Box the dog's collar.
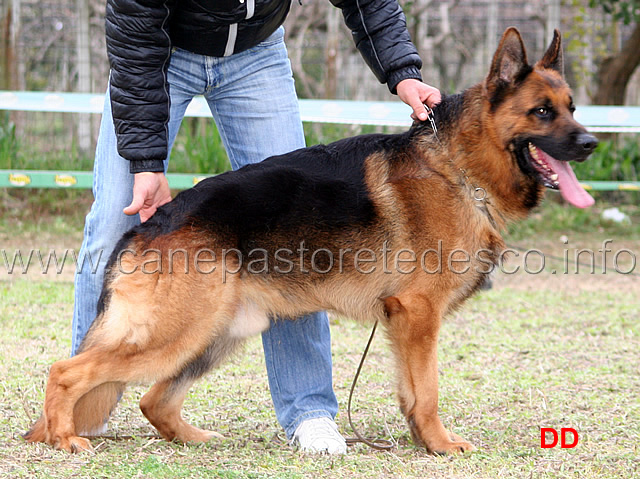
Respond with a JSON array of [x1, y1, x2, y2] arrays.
[[427, 105, 485, 204], [427, 107, 495, 224], [458, 168, 487, 204], [425, 106, 439, 142], [457, 168, 501, 228]]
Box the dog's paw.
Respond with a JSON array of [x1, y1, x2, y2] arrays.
[[197, 429, 225, 441], [54, 435, 94, 454], [429, 434, 476, 455], [170, 425, 224, 443]]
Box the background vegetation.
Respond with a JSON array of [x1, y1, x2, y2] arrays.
[[1, 241, 638, 478], [0, 182, 639, 478], [1, 0, 639, 159], [0, 1, 638, 477]]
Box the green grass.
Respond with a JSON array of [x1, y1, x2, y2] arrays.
[[0, 187, 639, 477], [0, 189, 92, 237], [0, 273, 638, 478], [507, 199, 640, 240]]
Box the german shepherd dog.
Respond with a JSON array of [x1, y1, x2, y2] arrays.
[[25, 28, 597, 454]]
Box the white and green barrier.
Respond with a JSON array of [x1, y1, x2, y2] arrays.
[[1, 91, 639, 190]]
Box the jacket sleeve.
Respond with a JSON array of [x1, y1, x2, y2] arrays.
[[106, 0, 174, 173], [330, 0, 423, 94]]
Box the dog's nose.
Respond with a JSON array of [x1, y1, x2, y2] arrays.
[[576, 133, 599, 153]]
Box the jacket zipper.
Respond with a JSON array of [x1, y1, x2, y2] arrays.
[[245, 0, 255, 19], [224, 0, 255, 57], [224, 24, 238, 57]]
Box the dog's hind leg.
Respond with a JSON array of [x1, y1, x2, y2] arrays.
[[26, 344, 205, 452], [384, 295, 475, 454], [24, 381, 125, 448], [25, 337, 221, 452], [26, 250, 241, 452], [140, 378, 216, 443], [140, 336, 242, 443], [24, 352, 130, 453]]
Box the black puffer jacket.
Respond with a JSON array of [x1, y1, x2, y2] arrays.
[[105, 0, 424, 172]]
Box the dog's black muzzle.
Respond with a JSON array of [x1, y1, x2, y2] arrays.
[[575, 133, 599, 158]]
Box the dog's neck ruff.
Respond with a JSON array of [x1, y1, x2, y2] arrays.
[[427, 98, 505, 227], [426, 103, 486, 204]]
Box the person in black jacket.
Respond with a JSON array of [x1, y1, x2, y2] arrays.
[[72, 0, 441, 454]]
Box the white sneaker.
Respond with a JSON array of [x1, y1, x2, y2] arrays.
[[291, 417, 347, 455]]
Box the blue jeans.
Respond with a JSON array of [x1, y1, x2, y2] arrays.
[[72, 27, 338, 439]]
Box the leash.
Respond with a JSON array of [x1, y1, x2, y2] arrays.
[[345, 320, 395, 451]]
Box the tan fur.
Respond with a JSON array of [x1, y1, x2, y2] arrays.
[[25, 28, 593, 455]]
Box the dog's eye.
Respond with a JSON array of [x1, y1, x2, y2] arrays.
[[534, 107, 550, 118]]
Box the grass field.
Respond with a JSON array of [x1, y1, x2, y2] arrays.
[[0, 193, 639, 478]]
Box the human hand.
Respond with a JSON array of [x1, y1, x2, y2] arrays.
[[123, 172, 172, 223], [396, 78, 441, 122]]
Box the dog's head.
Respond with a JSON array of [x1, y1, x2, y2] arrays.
[[484, 28, 596, 208]]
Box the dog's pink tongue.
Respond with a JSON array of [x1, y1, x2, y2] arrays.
[[545, 155, 595, 208]]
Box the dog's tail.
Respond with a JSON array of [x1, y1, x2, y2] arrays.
[[23, 415, 47, 443], [74, 381, 126, 435]]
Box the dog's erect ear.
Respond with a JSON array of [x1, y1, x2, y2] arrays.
[[536, 29, 564, 77], [486, 27, 528, 96]]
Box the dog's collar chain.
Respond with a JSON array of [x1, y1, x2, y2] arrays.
[[426, 106, 494, 224], [425, 106, 439, 141], [425, 105, 485, 203], [458, 168, 488, 203], [458, 168, 500, 228]]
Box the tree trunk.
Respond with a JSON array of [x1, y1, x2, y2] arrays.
[[593, 22, 640, 105], [325, 8, 340, 99], [0, 0, 19, 91]]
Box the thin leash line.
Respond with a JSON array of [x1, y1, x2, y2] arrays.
[[344, 243, 637, 454], [345, 319, 394, 451]]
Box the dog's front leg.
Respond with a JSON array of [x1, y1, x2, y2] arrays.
[[384, 295, 475, 454]]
